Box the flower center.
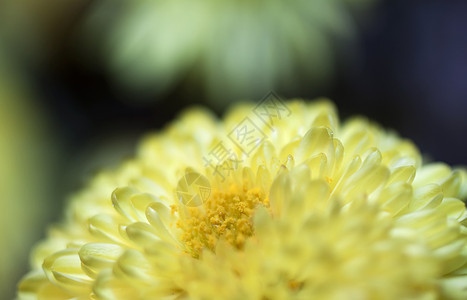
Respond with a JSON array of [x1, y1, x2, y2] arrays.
[[176, 183, 268, 257]]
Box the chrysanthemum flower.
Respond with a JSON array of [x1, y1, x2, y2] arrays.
[[19, 99, 467, 299], [82, 0, 378, 104]]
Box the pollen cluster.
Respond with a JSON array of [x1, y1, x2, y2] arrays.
[[177, 184, 268, 257]]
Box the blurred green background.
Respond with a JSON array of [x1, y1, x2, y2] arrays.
[[1, 0, 466, 298]]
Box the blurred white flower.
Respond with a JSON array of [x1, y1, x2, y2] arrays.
[[82, 0, 378, 106]]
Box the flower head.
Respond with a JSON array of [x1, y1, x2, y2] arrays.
[[19, 100, 467, 299]]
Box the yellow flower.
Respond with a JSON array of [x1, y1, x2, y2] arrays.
[[19, 100, 467, 299]]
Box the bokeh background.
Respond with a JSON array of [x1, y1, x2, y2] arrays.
[[0, 0, 466, 298]]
